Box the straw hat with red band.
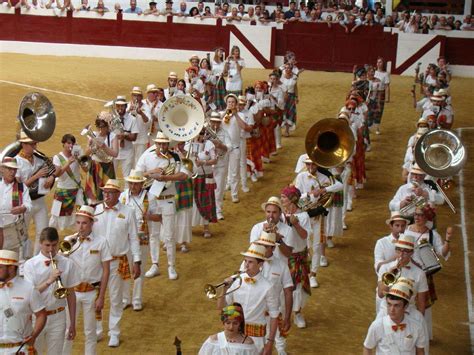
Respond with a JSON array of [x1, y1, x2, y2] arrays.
[[115, 96, 128, 105], [131, 86, 143, 95], [209, 111, 222, 122], [240, 243, 268, 261], [154, 131, 171, 143], [394, 234, 415, 250], [125, 169, 146, 183], [254, 231, 276, 247], [75, 205, 97, 221], [225, 93, 239, 102], [0, 250, 19, 266], [168, 72, 178, 79], [385, 211, 410, 225], [387, 280, 412, 302], [100, 179, 122, 192], [146, 84, 159, 93], [261, 196, 282, 212], [18, 130, 35, 143], [1, 157, 19, 169], [410, 163, 425, 175]]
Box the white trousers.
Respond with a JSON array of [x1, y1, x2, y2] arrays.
[[113, 154, 134, 181], [156, 198, 177, 267], [310, 217, 323, 274], [274, 124, 282, 148], [250, 336, 265, 354], [25, 197, 48, 256], [148, 221, 161, 264], [226, 147, 240, 199], [239, 138, 248, 188], [35, 309, 66, 355], [63, 291, 97, 355], [213, 162, 228, 215], [123, 244, 149, 305], [266, 316, 286, 354], [133, 143, 148, 166]]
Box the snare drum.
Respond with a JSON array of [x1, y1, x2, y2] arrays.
[[417, 241, 442, 275], [2, 215, 28, 252]]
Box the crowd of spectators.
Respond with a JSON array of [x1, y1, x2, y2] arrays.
[[2, 0, 473, 32]]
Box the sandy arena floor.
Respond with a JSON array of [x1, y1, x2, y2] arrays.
[[0, 53, 473, 354]]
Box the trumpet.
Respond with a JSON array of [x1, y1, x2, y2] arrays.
[[204, 271, 243, 300], [382, 268, 400, 287], [223, 109, 233, 124], [49, 252, 69, 299], [59, 232, 82, 256]]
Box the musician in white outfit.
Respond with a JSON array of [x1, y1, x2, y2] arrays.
[[0, 158, 31, 259], [62, 206, 112, 355], [237, 95, 255, 193], [136, 132, 189, 280], [120, 170, 161, 311], [221, 94, 252, 204], [113, 96, 139, 180], [93, 179, 141, 347], [15, 131, 57, 256], [164, 72, 178, 100], [141, 84, 162, 146], [128, 87, 151, 167]]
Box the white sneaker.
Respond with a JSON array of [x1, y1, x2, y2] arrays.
[[145, 264, 160, 278], [241, 186, 250, 193], [294, 313, 306, 328], [133, 303, 143, 311], [310, 276, 319, 288], [327, 239, 335, 248], [250, 173, 258, 182], [217, 213, 224, 220], [320, 256, 328, 267], [168, 266, 178, 280], [122, 301, 131, 310], [225, 184, 230, 191], [343, 223, 348, 230], [97, 331, 103, 342], [366, 145, 371, 152], [108, 335, 120, 347], [180, 245, 189, 253], [232, 196, 240, 203]]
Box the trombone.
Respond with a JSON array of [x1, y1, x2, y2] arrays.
[[204, 271, 243, 300], [49, 252, 69, 299]]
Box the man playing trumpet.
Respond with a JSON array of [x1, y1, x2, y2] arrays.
[[23, 227, 80, 354], [61, 205, 112, 355]]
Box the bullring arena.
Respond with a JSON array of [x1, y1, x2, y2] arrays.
[[1, 2, 474, 354]]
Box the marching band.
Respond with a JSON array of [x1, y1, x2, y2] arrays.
[[0, 50, 464, 355]]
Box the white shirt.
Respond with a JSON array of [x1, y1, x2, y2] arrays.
[[15, 154, 43, 183], [211, 60, 225, 76], [136, 149, 185, 196], [225, 272, 280, 326], [389, 182, 444, 212], [120, 189, 157, 238], [374, 234, 398, 273], [295, 171, 343, 201], [281, 211, 311, 253], [268, 84, 286, 110], [261, 255, 293, 300], [65, 232, 112, 284], [364, 314, 427, 354], [239, 109, 255, 139], [226, 58, 245, 92], [250, 221, 293, 261], [0, 276, 45, 344], [221, 111, 244, 148], [281, 75, 297, 94], [53, 152, 81, 189], [189, 140, 216, 176], [404, 227, 450, 265], [214, 128, 232, 168], [116, 113, 139, 160], [93, 202, 141, 262], [91, 131, 116, 163], [23, 253, 80, 311], [0, 180, 32, 227], [374, 70, 390, 90], [131, 103, 152, 145]]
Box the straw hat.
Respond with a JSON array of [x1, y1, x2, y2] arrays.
[[209, 111, 222, 122], [146, 84, 159, 93], [115, 96, 128, 105], [240, 243, 268, 261], [125, 169, 146, 183], [75, 205, 96, 221], [0, 250, 19, 266], [416, 117, 428, 127], [189, 54, 200, 62], [387, 280, 412, 302], [225, 93, 239, 102], [168, 71, 178, 79], [394, 234, 415, 250], [131, 86, 143, 95], [410, 163, 425, 175], [100, 179, 121, 192], [154, 131, 171, 143], [18, 131, 35, 143], [304, 157, 314, 164], [1, 157, 18, 169], [254, 231, 276, 247], [385, 211, 410, 225], [238, 95, 247, 105], [261, 196, 282, 211]]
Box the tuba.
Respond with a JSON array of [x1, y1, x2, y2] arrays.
[[414, 129, 466, 213]]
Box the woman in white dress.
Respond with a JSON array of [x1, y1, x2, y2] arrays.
[[199, 303, 258, 355], [212, 47, 227, 111], [404, 205, 452, 340], [224, 46, 245, 96], [374, 57, 390, 134]]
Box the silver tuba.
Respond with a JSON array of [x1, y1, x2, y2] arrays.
[[414, 129, 466, 213]]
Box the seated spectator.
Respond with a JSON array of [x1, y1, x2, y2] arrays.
[[175, 1, 187, 16], [242, 7, 256, 22], [324, 14, 334, 28], [254, 5, 262, 18], [259, 9, 272, 25], [419, 16, 430, 34], [275, 10, 287, 24], [196, 0, 203, 15], [374, 8, 385, 25], [14, 0, 32, 9], [384, 15, 395, 28], [447, 16, 455, 29], [429, 14, 438, 30], [221, 2, 229, 17], [162, 0, 174, 16], [461, 15, 472, 30], [76, 0, 90, 11], [284, 1, 296, 19], [340, 14, 361, 33], [123, 0, 142, 14], [271, 3, 282, 20], [391, 11, 399, 24], [237, 3, 245, 17], [143, 1, 157, 15], [215, 6, 225, 19], [365, 11, 378, 26], [114, 2, 121, 12], [93, 0, 108, 14], [306, 9, 319, 23], [435, 16, 452, 30], [189, 6, 199, 17], [403, 15, 419, 33], [336, 12, 346, 25], [300, 4, 309, 21], [288, 9, 304, 22], [227, 7, 241, 22], [453, 20, 462, 30], [201, 6, 212, 18], [356, 9, 366, 25]]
